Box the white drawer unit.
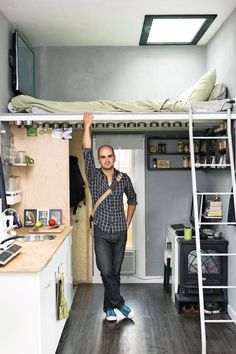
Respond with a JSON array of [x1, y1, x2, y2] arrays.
[[0, 233, 73, 354]]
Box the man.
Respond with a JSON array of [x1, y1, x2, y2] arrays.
[[82, 112, 137, 322]]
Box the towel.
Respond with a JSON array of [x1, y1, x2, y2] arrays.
[[56, 273, 69, 320]]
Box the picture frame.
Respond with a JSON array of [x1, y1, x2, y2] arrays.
[[37, 209, 49, 225], [157, 159, 171, 169], [49, 209, 62, 225], [24, 209, 37, 227]]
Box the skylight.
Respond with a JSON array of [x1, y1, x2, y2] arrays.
[[140, 15, 217, 45]]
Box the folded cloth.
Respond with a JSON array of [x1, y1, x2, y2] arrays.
[[191, 99, 233, 113], [56, 273, 69, 320]]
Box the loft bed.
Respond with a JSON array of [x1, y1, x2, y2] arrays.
[[2, 69, 236, 130]]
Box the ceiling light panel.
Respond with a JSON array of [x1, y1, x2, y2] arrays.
[[140, 15, 217, 45]]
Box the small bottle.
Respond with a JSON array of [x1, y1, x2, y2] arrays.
[[158, 144, 163, 153], [194, 142, 199, 153], [161, 144, 166, 153], [195, 156, 200, 167], [210, 155, 216, 168], [188, 157, 191, 168], [152, 158, 157, 168], [182, 156, 188, 168], [183, 143, 189, 153]]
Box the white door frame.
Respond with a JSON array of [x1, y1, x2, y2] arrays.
[[92, 134, 146, 283]]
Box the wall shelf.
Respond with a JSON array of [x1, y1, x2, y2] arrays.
[[6, 190, 22, 205]]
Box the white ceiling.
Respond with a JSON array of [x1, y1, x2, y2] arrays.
[[0, 0, 236, 46]]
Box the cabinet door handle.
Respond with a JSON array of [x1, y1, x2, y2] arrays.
[[45, 282, 51, 288]]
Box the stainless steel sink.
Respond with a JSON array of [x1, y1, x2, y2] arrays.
[[16, 234, 56, 242]]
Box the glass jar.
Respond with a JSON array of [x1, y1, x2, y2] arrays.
[[3, 146, 16, 165], [149, 145, 157, 153], [218, 139, 227, 151], [5, 175, 20, 191], [177, 142, 184, 153]]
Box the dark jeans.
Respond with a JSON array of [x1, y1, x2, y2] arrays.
[[94, 225, 127, 312]]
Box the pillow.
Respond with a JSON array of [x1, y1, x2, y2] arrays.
[[178, 69, 216, 102], [208, 83, 227, 101]]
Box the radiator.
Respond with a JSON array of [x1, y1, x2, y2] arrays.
[[121, 250, 136, 275]]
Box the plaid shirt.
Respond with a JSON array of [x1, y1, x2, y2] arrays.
[[83, 148, 137, 233]]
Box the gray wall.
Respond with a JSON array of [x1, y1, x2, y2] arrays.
[[0, 11, 14, 179], [206, 9, 236, 315], [36, 46, 205, 101], [207, 9, 236, 99]]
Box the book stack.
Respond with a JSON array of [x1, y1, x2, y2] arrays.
[[204, 199, 223, 218]]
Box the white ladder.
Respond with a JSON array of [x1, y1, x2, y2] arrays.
[[189, 108, 236, 354]]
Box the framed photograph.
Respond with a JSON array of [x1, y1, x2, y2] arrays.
[[157, 159, 171, 169], [49, 209, 62, 225], [37, 209, 49, 225], [24, 209, 37, 227]]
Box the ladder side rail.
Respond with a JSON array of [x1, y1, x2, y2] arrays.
[[189, 109, 207, 354], [227, 109, 236, 221]]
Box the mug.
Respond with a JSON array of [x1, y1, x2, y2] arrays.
[[184, 227, 192, 240], [25, 156, 34, 165], [16, 151, 26, 164]]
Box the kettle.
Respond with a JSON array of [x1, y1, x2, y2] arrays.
[[0, 208, 22, 243], [4, 208, 22, 229]]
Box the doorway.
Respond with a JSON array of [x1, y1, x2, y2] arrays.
[[92, 134, 145, 283]]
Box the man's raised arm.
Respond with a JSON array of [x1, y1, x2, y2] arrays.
[[82, 112, 93, 148]]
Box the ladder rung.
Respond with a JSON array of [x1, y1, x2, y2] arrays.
[[196, 192, 233, 195], [202, 286, 236, 289], [199, 222, 236, 225], [193, 136, 228, 139], [200, 253, 236, 256], [205, 319, 236, 323], [195, 164, 231, 167]]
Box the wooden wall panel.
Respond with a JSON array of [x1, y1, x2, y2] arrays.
[[69, 130, 92, 283], [9, 126, 70, 225]]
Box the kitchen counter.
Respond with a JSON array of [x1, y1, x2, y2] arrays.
[[0, 225, 73, 354], [0, 226, 73, 272]]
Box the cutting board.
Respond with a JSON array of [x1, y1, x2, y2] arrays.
[[30, 224, 66, 233]]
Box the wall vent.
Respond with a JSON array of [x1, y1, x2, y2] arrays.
[[121, 250, 136, 275]]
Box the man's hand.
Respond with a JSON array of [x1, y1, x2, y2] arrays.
[[83, 112, 93, 128], [82, 112, 93, 148]]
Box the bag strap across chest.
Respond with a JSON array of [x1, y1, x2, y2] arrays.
[[91, 172, 123, 218]]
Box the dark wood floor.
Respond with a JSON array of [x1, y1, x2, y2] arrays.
[[56, 284, 236, 354]]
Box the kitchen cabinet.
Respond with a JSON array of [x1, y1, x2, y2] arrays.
[[0, 231, 73, 354]]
